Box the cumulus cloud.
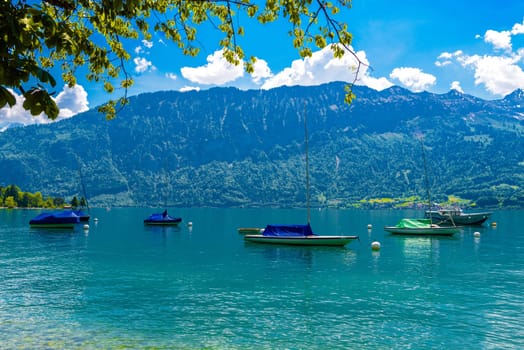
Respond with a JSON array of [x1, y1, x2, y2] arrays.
[[436, 43, 524, 97], [484, 29, 512, 51], [389, 67, 436, 92], [0, 85, 90, 131], [134, 57, 155, 73], [165, 72, 177, 80], [260, 44, 392, 91], [458, 54, 524, 96], [55, 85, 90, 117], [181, 50, 244, 85], [251, 58, 273, 84], [450, 81, 464, 93], [512, 20, 524, 34]]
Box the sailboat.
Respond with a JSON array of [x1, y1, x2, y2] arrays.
[[67, 159, 90, 222], [143, 160, 182, 226], [243, 104, 359, 247], [384, 140, 463, 236]]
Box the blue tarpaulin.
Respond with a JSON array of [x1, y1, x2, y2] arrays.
[[262, 224, 315, 237]]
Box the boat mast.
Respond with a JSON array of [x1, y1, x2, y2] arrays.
[[420, 138, 432, 225], [77, 158, 90, 214], [304, 102, 311, 225]]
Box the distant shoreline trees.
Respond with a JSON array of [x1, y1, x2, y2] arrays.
[[0, 184, 85, 209]]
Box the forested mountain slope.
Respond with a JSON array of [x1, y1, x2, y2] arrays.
[[1, 82, 523, 208]]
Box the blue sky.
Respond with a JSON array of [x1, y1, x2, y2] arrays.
[[2, 0, 524, 129]]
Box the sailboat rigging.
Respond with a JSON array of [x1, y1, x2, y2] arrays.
[[243, 101, 359, 246], [383, 138, 462, 236], [304, 103, 311, 225]]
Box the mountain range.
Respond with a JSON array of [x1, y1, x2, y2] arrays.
[[0, 82, 523, 209]]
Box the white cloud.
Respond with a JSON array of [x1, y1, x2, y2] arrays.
[[55, 85, 90, 117], [435, 50, 464, 67], [459, 54, 524, 96], [260, 45, 392, 91], [389, 67, 436, 92], [165, 72, 177, 80], [142, 39, 153, 49], [450, 81, 464, 93], [251, 59, 273, 84], [484, 29, 512, 51], [361, 76, 394, 91], [134, 57, 154, 73], [181, 50, 244, 85], [180, 86, 201, 92], [0, 85, 90, 130], [437, 46, 524, 97], [511, 19, 524, 35]]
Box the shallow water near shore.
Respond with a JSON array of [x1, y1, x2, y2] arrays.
[[0, 207, 523, 349]]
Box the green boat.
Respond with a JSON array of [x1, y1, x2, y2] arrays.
[[384, 218, 462, 236]]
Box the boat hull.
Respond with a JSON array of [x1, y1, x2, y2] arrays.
[[425, 210, 491, 225], [384, 226, 462, 236], [144, 219, 181, 226], [30, 223, 76, 229], [244, 235, 358, 246]]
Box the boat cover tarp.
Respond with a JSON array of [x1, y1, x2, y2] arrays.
[[144, 210, 182, 223], [262, 224, 315, 237], [29, 211, 80, 224], [396, 218, 432, 228]]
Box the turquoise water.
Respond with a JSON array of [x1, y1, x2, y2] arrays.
[[0, 208, 523, 349]]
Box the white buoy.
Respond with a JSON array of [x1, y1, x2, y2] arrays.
[[94, 218, 98, 222], [367, 224, 372, 229], [187, 221, 193, 227], [371, 241, 381, 251], [83, 224, 89, 230], [473, 231, 481, 237]]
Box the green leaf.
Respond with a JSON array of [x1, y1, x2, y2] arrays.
[[0, 87, 17, 108]]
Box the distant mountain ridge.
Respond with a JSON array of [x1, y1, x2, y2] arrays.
[[0, 82, 523, 208]]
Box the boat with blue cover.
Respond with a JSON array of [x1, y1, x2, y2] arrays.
[[29, 211, 80, 228], [144, 210, 182, 226], [243, 105, 358, 247], [244, 224, 359, 246]]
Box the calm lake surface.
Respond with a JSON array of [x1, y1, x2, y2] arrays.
[[0, 207, 523, 349]]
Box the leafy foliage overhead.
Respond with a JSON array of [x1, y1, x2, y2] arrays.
[[0, 0, 360, 120]]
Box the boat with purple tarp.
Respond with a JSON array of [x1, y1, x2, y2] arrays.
[[144, 210, 182, 226], [243, 105, 358, 247], [29, 211, 80, 228]]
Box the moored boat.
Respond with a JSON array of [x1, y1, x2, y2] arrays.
[[243, 107, 358, 247], [384, 140, 463, 236], [384, 218, 462, 236], [425, 207, 492, 225], [29, 211, 80, 228], [144, 210, 182, 226], [244, 224, 359, 247]]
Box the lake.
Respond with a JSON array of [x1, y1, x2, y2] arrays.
[[0, 207, 523, 349]]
